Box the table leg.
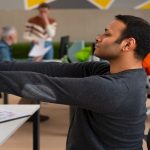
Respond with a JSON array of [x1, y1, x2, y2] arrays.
[[3, 93, 8, 104], [33, 102, 40, 150]]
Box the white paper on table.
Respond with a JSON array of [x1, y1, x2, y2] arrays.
[[28, 40, 51, 57], [0, 108, 29, 123]]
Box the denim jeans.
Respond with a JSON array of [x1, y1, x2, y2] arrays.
[[43, 41, 54, 60]]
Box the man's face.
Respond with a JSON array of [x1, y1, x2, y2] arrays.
[[39, 7, 49, 16], [10, 32, 18, 44], [94, 19, 126, 60]]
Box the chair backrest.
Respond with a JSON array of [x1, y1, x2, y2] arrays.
[[58, 36, 70, 59], [67, 41, 85, 63], [143, 53, 150, 75]]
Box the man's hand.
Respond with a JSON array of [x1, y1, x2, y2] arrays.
[[41, 13, 49, 25], [32, 40, 39, 45]]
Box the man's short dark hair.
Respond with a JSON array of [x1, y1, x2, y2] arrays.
[[38, 3, 50, 9], [115, 14, 150, 60]]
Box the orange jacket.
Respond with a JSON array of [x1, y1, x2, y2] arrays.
[[143, 53, 150, 75]]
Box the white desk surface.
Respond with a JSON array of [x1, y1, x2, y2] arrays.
[[0, 105, 40, 145], [42, 59, 62, 62]]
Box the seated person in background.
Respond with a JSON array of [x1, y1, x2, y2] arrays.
[[0, 26, 48, 121], [0, 26, 17, 61], [0, 26, 17, 103], [0, 15, 150, 149], [24, 3, 57, 62]]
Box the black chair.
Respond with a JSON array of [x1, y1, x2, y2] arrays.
[[58, 36, 70, 59]]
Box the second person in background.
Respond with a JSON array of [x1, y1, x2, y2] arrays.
[[24, 3, 57, 61]]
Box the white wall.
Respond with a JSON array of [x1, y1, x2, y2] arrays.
[[0, 9, 149, 42]]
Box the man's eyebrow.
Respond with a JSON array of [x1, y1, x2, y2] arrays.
[[105, 28, 113, 34]]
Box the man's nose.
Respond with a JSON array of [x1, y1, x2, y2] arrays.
[[96, 34, 102, 42]]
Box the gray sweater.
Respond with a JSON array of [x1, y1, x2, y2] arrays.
[[0, 61, 147, 150]]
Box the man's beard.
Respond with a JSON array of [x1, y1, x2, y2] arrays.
[[94, 46, 120, 61], [94, 53, 119, 61]]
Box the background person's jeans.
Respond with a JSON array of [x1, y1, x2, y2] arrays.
[[43, 41, 54, 60]]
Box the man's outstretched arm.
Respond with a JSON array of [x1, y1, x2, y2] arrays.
[[0, 70, 126, 113], [0, 61, 109, 78]]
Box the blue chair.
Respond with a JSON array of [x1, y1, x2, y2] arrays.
[[67, 41, 85, 63]]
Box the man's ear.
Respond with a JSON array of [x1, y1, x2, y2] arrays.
[[121, 38, 136, 52]]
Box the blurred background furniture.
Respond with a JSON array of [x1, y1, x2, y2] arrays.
[[58, 36, 70, 59], [67, 41, 85, 63]]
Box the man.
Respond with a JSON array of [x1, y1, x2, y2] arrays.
[[23, 3, 56, 121], [0, 15, 150, 149], [0, 26, 17, 61], [24, 3, 57, 61], [0, 26, 49, 121], [0, 26, 17, 99]]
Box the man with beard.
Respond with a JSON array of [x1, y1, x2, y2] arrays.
[[0, 15, 150, 149]]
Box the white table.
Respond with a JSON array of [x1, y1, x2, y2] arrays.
[[0, 105, 40, 149], [42, 59, 62, 62]]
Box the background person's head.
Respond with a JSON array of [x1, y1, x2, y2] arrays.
[[94, 15, 150, 61], [0, 26, 17, 45], [38, 3, 50, 17]]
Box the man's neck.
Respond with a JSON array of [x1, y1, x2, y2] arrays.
[[109, 58, 143, 74]]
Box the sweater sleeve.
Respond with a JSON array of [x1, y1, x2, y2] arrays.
[[0, 70, 127, 113], [23, 21, 39, 42], [46, 22, 57, 38], [0, 61, 109, 78]]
